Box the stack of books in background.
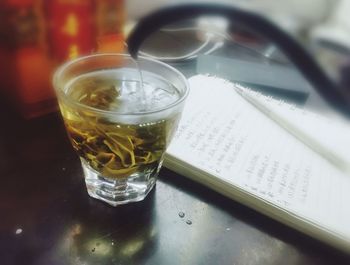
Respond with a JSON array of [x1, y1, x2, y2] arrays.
[[0, 0, 125, 118]]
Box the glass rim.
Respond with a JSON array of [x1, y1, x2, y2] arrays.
[[53, 53, 189, 116]]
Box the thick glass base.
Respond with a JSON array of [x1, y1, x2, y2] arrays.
[[81, 159, 158, 206]]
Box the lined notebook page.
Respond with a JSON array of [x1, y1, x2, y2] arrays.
[[236, 87, 350, 170], [165, 75, 350, 243]]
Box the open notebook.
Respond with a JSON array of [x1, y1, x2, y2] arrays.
[[164, 75, 350, 253]]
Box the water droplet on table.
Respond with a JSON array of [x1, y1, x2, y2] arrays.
[[178, 212, 185, 218], [186, 220, 192, 225]]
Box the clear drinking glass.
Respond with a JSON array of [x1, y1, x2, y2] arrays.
[[53, 54, 189, 206]]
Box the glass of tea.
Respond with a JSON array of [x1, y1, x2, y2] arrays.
[[53, 54, 189, 206]]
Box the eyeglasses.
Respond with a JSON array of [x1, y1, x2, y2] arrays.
[[127, 3, 350, 118]]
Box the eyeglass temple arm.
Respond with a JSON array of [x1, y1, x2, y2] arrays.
[[127, 4, 350, 117]]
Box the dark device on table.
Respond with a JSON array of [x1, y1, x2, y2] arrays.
[[127, 3, 350, 118]]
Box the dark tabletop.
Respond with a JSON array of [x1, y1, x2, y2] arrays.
[[1, 89, 350, 265]]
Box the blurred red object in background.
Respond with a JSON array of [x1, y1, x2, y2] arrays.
[[45, 0, 95, 62], [0, 0, 125, 119], [96, 0, 125, 53]]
